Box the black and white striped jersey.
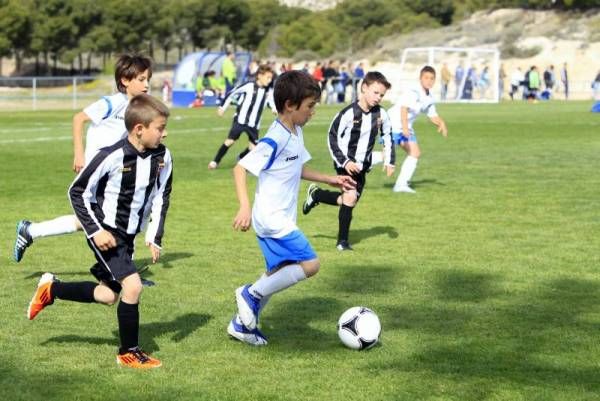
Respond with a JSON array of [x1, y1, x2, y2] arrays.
[[220, 81, 275, 129], [327, 102, 395, 170], [69, 139, 173, 248]]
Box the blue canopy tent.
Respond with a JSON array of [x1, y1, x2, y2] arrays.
[[171, 51, 252, 107]]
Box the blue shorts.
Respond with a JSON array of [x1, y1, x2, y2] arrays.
[[257, 230, 317, 272], [381, 132, 418, 145]]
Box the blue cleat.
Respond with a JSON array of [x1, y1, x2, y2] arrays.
[[14, 220, 33, 262], [235, 285, 261, 330], [227, 315, 268, 346]]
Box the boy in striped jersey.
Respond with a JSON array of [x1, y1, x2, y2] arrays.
[[302, 72, 395, 251], [27, 94, 172, 369], [208, 65, 275, 169], [14, 54, 153, 262]]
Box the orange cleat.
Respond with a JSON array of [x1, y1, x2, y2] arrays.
[[117, 347, 162, 369], [27, 273, 55, 320]]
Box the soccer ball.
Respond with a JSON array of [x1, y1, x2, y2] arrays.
[[337, 306, 381, 350]]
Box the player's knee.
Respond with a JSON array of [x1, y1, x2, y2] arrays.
[[341, 191, 357, 207], [303, 259, 320, 277], [224, 139, 235, 146], [94, 285, 119, 305], [120, 276, 143, 303]]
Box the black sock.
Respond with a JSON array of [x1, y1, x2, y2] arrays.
[[238, 147, 250, 160], [338, 205, 354, 243], [314, 189, 340, 206], [213, 144, 230, 164], [117, 301, 139, 353], [51, 282, 97, 303]]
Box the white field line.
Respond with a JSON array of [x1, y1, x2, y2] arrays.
[[0, 122, 331, 145]]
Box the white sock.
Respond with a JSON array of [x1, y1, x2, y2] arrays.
[[395, 156, 418, 187], [29, 215, 79, 240], [249, 264, 307, 299], [371, 150, 383, 166]]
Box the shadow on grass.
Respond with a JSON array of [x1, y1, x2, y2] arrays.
[[23, 252, 194, 280], [42, 312, 212, 353], [263, 296, 343, 351], [324, 264, 402, 294], [313, 225, 398, 246], [375, 273, 600, 393]]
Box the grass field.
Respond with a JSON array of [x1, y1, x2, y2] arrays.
[[1, 100, 599, 401]]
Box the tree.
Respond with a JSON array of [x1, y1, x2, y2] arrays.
[[0, 0, 33, 74]]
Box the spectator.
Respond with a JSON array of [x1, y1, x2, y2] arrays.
[[499, 64, 507, 100], [455, 61, 464, 98], [222, 52, 237, 95], [593, 70, 600, 100], [440, 62, 451, 100], [312, 62, 324, 87], [336, 65, 350, 103], [323, 60, 338, 104], [543, 65, 555, 91], [478, 66, 490, 99], [561, 62, 569, 100], [527, 66, 540, 103]]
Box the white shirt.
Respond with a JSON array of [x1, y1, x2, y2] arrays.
[[239, 120, 311, 239], [511, 70, 524, 87], [388, 84, 438, 135], [83, 92, 129, 163]]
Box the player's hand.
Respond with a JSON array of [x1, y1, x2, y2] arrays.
[[330, 175, 356, 191], [73, 154, 85, 173], [344, 161, 361, 175], [384, 164, 395, 177], [217, 107, 225, 117], [233, 207, 252, 232], [438, 123, 448, 137], [93, 230, 117, 251], [146, 242, 161, 263]]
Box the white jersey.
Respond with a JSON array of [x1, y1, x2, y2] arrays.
[[239, 120, 311, 239], [388, 84, 438, 135], [83, 92, 129, 163]]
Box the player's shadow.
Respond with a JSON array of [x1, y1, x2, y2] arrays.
[[374, 275, 600, 393], [313, 225, 398, 245], [41, 312, 212, 353], [383, 178, 444, 189], [324, 264, 401, 294], [22, 252, 194, 280], [264, 296, 344, 352]]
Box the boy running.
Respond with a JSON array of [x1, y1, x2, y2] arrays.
[[26, 94, 172, 369], [228, 70, 355, 346], [388, 65, 448, 193], [302, 72, 395, 251], [208, 65, 275, 169], [14, 54, 153, 262]]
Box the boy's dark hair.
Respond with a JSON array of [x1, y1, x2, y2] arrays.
[[125, 94, 170, 132], [256, 64, 273, 76], [115, 54, 153, 94], [273, 70, 321, 113], [362, 71, 391, 89], [420, 65, 436, 77]]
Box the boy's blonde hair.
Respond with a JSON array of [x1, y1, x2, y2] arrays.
[[125, 94, 170, 132]]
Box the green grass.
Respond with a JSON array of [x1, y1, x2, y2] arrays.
[[1, 100, 600, 401]]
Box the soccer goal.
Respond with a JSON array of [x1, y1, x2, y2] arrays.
[[398, 47, 501, 103]]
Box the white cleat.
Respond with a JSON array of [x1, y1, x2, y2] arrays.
[[208, 161, 218, 170], [393, 185, 416, 194]]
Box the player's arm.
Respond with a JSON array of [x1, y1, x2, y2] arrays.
[[145, 151, 173, 263], [301, 166, 356, 191], [218, 82, 248, 116], [327, 112, 360, 174], [68, 151, 116, 250], [430, 115, 447, 137], [380, 110, 395, 177], [72, 111, 91, 173], [400, 106, 410, 137], [232, 163, 252, 232]]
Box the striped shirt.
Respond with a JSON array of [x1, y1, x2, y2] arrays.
[[220, 81, 275, 129], [327, 102, 395, 170], [69, 139, 173, 248]]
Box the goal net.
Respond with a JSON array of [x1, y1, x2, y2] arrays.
[[397, 47, 501, 103]]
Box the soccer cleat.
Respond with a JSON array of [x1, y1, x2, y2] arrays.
[[302, 184, 320, 215], [208, 161, 218, 170], [117, 347, 162, 369], [235, 285, 261, 330], [393, 184, 416, 194], [14, 220, 33, 262], [27, 273, 55, 320], [336, 240, 354, 251], [227, 315, 268, 346]]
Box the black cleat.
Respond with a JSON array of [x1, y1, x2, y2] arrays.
[[14, 220, 33, 262], [302, 184, 320, 215], [336, 240, 353, 251]]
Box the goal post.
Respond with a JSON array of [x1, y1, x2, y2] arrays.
[[398, 47, 501, 103]]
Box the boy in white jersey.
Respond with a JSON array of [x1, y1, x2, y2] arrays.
[[388, 65, 448, 193], [13, 54, 152, 262], [227, 70, 355, 346]]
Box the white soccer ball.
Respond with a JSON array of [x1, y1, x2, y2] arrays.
[[337, 306, 381, 350]]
